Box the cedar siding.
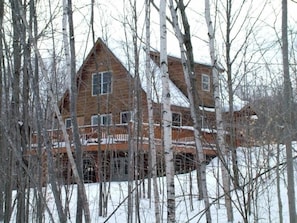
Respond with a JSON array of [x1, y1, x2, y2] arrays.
[[150, 51, 214, 107], [29, 38, 220, 183], [60, 38, 145, 126]]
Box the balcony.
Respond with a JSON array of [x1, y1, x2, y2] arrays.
[[30, 123, 217, 157]]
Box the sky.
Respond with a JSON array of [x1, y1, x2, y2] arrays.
[[65, 0, 297, 61], [3, 0, 294, 69], [66, 0, 297, 104], [3, 0, 297, 106]]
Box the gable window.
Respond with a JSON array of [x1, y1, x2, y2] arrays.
[[120, 111, 133, 124], [202, 74, 210, 91], [172, 112, 182, 126], [65, 118, 72, 128], [91, 114, 112, 126], [92, 71, 112, 96]]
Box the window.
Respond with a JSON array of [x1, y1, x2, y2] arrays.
[[91, 114, 112, 126], [111, 158, 129, 181], [83, 158, 96, 183], [201, 115, 208, 129], [120, 111, 133, 124], [202, 74, 210, 91], [65, 118, 72, 128], [92, 71, 112, 95], [172, 112, 182, 126]]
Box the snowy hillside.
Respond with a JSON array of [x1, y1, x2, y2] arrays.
[[9, 144, 295, 223]]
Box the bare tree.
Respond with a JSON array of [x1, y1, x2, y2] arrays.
[[168, 1, 211, 222], [9, 1, 27, 221], [218, 0, 267, 189], [205, 0, 233, 221], [160, 1, 175, 222], [0, 0, 6, 220], [145, 0, 161, 222], [282, 0, 296, 222], [67, 0, 91, 222]]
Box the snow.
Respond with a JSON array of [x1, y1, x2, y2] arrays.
[[9, 143, 296, 222]]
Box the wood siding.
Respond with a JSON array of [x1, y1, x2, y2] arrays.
[[150, 51, 215, 107]]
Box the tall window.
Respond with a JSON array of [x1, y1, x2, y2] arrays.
[[201, 115, 209, 129], [202, 74, 210, 91], [65, 118, 72, 128], [92, 71, 112, 95], [120, 111, 133, 124], [91, 114, 112, 126], [172, 112, 182, 126]]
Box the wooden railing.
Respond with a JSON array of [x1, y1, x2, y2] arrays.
[[31, 123, 217, 150]]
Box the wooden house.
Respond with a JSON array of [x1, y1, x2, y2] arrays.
[[30, 38, 219, 183]]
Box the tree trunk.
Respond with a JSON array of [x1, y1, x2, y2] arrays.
[[225, 0, 240, 189], [31, 2, 67, 221], [67, 0, 91, 222], [282, 0, 296, 222], [145, 0, 161, 222], [0, 0, 5, 220], [160, 1, 175, 222], [276, 143, 283, 223], [168, 1, 211, 222], [204, 0, 233, 222], [17, 5, 91, 222], [10, 1, 26, 222]]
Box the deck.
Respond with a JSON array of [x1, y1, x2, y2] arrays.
[[30, 123, 217, 157], [27, 124, 217, 183]]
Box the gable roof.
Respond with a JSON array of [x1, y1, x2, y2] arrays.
[[59, 38, 214, 111], [149, 50, 215, 108], [59, 38, 134, 111]]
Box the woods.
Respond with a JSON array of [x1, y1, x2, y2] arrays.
[[0, 0, 297, 222]]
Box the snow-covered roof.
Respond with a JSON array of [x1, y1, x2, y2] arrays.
[[105, 41, 191, 108], [141, 60, 190, 107]]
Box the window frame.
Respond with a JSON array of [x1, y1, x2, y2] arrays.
[[65, 118, 72, 128], [92, 71, 112, 96], [201, 115, 208, 129], [91, 114, 112, 126], [201, 73, 210, 92], [120, 111, 133, 124], [172, 112, 182, 127]]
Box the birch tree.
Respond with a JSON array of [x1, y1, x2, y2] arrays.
[[168, 0, 211, 222], [160, 1, 175, 222], [145, 0, 161, 222], [205, 0, 233, 221]]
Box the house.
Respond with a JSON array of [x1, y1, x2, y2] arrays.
[[30, 38, 219, 183]]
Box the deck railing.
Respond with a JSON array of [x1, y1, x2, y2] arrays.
[[31, 123, 217, 150]]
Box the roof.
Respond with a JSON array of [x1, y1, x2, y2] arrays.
[[59, 38, 216, 110]]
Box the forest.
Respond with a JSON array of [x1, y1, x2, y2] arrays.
[[0, 0, 297, 222]]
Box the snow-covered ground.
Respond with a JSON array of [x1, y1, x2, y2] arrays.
[[9, 144, 295, 222]]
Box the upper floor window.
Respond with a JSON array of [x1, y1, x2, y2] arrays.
[[92, 71, 112, 96], [202, 74, 210, 91], [91, 114, 112, 126], [172, 112, 182, 126], [65, 118, 72, 128], [201, 115, 210, 129], [120, 111, 133, 124]]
